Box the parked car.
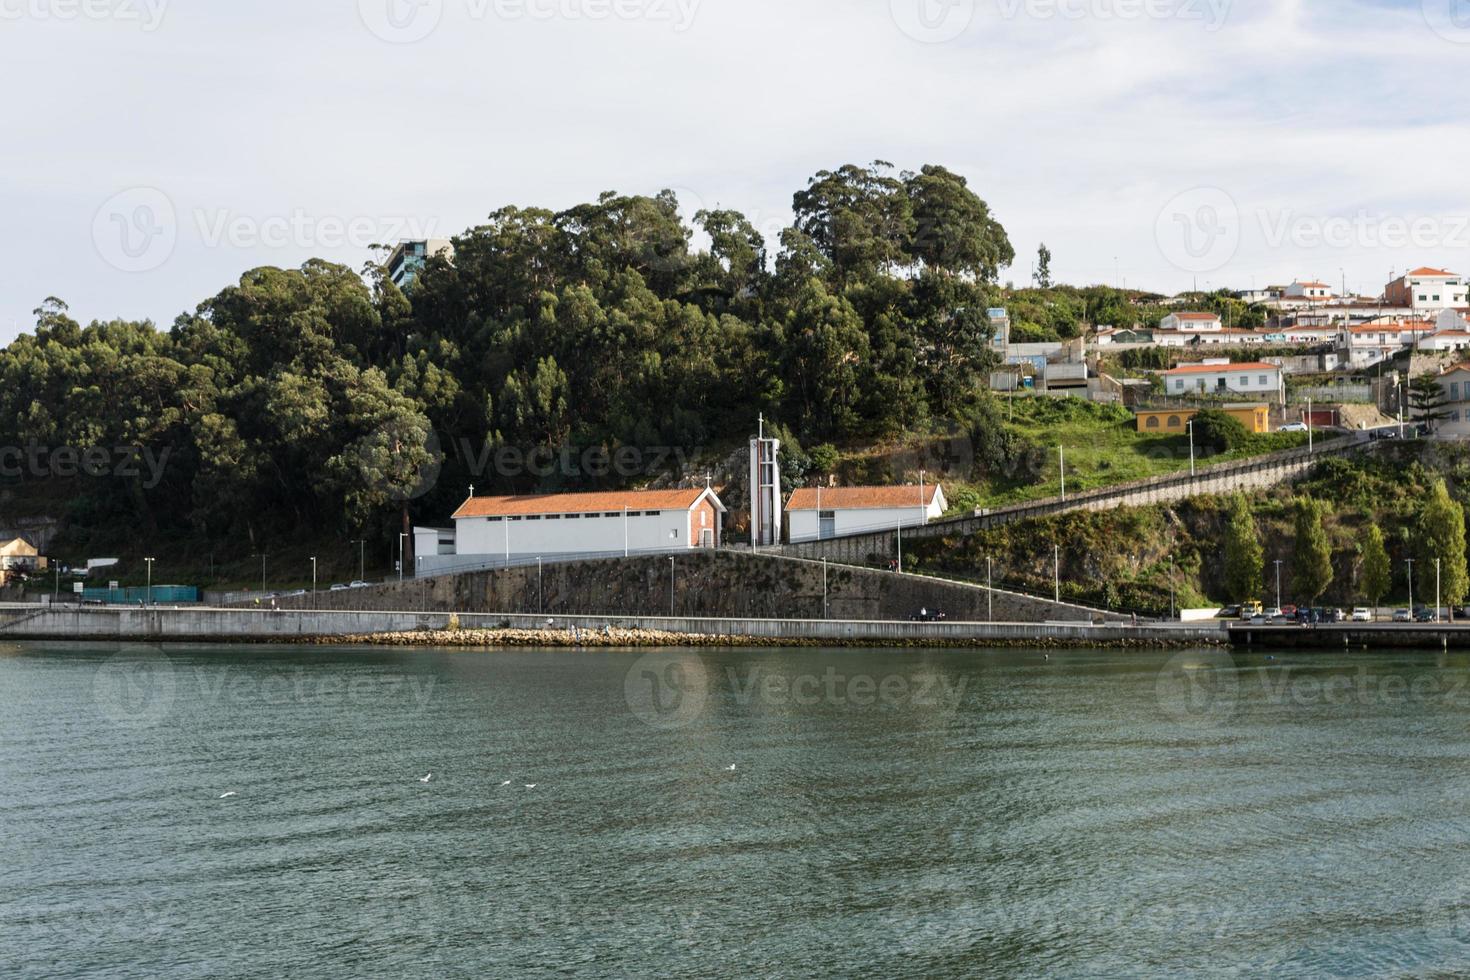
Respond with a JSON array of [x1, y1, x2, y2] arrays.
[[1370, 428, 1399, 441], [1415, 608, 1439, 623], [1325, 608, 1345, 623], [330, 583, 349, 592], [1218, 605, 1242, 619], [349, 580, 370, 589], [1351, 608, 1373, 622], [1265, 607, 1285, 622], [1280, 422, 1309, 432], [1281, 604, 1298, 618], [1393, 609, 1412, 623]]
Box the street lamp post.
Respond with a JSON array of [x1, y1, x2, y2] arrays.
[[1407, 558, 1416, 614], [1307, 396, 1314, 453], [310, 557, 317, 607], [1273, 559, 1283, 611], [398, 534, 408, 583], [1059, 446, 1067, 501], [352, 539, 365, 582], [896, 521, 902, 574], [1186, 420, 1196, 477], [918, 470, 927, 529], [669, 557, 675, 617], [260, 553, 266, 594], [144, 557, 155, 606], [538, 557, 544, 615]]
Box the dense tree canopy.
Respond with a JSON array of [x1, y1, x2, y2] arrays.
[[0, 163, 1016, 555]]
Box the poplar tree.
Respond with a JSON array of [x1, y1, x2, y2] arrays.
[[1223, 493, 1264, 604]]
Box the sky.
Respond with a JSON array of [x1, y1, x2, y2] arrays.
[[2, 0, 1468, 344]]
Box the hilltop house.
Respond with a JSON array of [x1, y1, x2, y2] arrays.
[[785, 485, 946, 543], [1160, 360, 1283, 401], [1284, 281, 1334, 301], [1135, 404, 1272, 435], [1385, 268, 1468, 313], [1159, 312, 1222, 333]]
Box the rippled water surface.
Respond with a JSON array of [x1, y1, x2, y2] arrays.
[[4, 643, 1470, 978]]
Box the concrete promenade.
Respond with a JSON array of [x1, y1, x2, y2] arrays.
[[0, 605, 1224, 647]]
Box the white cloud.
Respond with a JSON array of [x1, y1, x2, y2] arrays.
[[0, 0, 1465, 342]]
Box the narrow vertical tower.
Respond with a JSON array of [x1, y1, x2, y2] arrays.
[[749, 414, 782, 547]]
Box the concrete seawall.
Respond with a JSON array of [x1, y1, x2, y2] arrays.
[[255, 551, 1130, 625], [0, 606, 1223, 647]]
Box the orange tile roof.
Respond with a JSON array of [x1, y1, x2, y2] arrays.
[[1406, 267, 1456, 277], [452, 488, 718, 519], [1173, 312, 1221, 320], [1162, 362, 1279, 376], [786, 485, 940, 512]]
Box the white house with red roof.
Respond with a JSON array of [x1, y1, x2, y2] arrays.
[[417, 487, 727, 573], [1159, 312, 1222, 333], [1385, 268, 1468, 313], [1283, 280, 1334, 301], [1160, 360, 1283, 401], [785, 484, 946, 543]]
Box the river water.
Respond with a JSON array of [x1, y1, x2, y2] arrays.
[[3, 643, 1470, 978]]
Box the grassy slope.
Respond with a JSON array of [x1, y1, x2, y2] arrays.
[[954, 397, 1310, 509], [908, 442, 1465, 615]]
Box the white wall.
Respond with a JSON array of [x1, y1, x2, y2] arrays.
[[455, 509, 705, 560], [1165, 369, 1281, 396]]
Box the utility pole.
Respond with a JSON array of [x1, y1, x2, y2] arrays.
[[1187, 419, 1196, 477], [1307, 396, 1314, 452], [310, 556, 317, 607], [1273, 559, 1283, 611], [1059, 446, 1067, 501], [399, 534, 408, 582], [669, 557, 675, 617], [538, 557, 544, 615], [353, 539, 366, 582], [1436, 558, 1442, 623], [1407, 558, 1416, 614], [144, 557, 155, 607], [896, 522, 902, 573], [623, 506, 629, 558], [261, 553, 266, 594], [918, 470, 927, 530]]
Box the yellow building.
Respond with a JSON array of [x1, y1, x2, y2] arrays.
[[1135, 404, 1271, 435]]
